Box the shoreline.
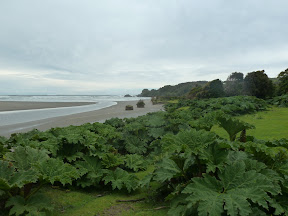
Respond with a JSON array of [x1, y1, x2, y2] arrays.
[[0, 101, 96, 112], [0, 100, 163, 137]]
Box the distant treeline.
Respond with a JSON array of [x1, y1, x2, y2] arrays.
[[138, 69, 288, 100], [138, 81, 208, 97]]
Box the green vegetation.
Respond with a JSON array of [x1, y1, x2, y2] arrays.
[[224, 72, 244, 96], [1, 96, 288, 215], [212, 107, 288, 140], [244, 70, 274, 99], [277, 68, 288, 95], [141, 69, 287, 100], [44, 185, 168, 216], [151, 96, 179, 105], [216, 113, 255, 141], [138, 81, 207, 97], [269, 94, 288, 107], [187, 70, 274, 100], [136, 100, 145, 108], [125, 105, 134, 110], [187, 79, 225, 99]]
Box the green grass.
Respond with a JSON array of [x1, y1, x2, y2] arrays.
[[43, 166, 167, 216], [44, 187, 167, 216], [211, 107, 288, 140], [177, 106, 189, 111], [167, 100, 179, 104]]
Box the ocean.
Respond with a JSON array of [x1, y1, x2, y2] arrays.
[[0, 95, 150, 126]]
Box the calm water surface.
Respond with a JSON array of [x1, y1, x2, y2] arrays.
[[0, 95, 149, 126]]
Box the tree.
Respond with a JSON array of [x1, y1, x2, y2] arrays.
[[195, 79, 225, 99], [136, 100, 145, 108], [244, 70, 274, 99], [277, 68, 288, 95], [187, 85, 203, 99], [227, 72, 244, 81], [224, 72, 244, 96], [206, 79, 225, 98], [139, 89, 150, 97]]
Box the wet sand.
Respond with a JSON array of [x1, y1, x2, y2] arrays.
[[0, 101, 95, 112], [0, 100, 163, 137]]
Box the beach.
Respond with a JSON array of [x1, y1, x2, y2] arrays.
[[0, 99, 163, 137], [0, 101, 95, 112]]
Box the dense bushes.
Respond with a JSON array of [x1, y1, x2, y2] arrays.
[[277, 68, 288, 95], [244, 70, 274, 99], [164, 96, 268, 115], [268, 94, 288, 107], [187, 79, 225, 99]]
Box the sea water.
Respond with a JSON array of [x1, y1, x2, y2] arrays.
[[0, 95, 149, 126]]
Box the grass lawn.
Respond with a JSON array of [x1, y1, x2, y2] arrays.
[[43, 167, 168, 216], [44, 187, 167, 216], [211, 107, 288, 140]]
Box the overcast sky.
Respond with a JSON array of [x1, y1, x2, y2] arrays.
[[0, 0, 288, 95]]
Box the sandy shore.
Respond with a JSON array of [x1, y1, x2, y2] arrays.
[[0, 101, 95, 111], [0, 100, 163, 137]]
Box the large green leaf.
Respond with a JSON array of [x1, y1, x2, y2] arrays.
[[153, 158, 182, 183], [10, 170, 39, 189], [26, 131, 59, 156], [182, 161, 280, 216], [49, 125, 114, 161], [103, 168, 138, 192], [0, 161, 38, 190], [243, 141, 288, 169], [189, 111, 218, 131], [124, 154, 148, 172], [5, 146, 49, 170], [185, 174, 223, 216], [145, 113, 166, 127], [168, 194, 197, 216], [139, 174, 153, 188], [216, 114, 255, 141], [270, 194, 288, 215], [37, 158, 81, 185], [0, 136, 8, 158], [75, 156, 106, 187], [6, 193, 53, 216], [200, 143, 229, 173], [75, 156, 104, 179], [124, 136, 147, 154], [0, 161, 17, 190], [123, 121, 146, 133], [148, 128, 166, 139], [161, 129, 216, 156], [101, 153, 124, 169]]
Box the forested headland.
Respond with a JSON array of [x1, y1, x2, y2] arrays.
[[139, 69, 288, 101]]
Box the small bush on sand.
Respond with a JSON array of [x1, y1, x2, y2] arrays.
[[125, 105, 134, 110], [136, 100, 145, 108]]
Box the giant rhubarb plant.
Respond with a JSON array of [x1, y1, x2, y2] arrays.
[[216, 113, 255, 141], [174, 160, 283, 216], [1, 146, 81, 215]]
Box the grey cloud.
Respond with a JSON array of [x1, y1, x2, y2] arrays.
[[0, 0, 288, 94]]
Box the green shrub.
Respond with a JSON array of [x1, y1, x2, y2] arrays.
[[136, 100, 145, 108], [125, 105, 134, 110]]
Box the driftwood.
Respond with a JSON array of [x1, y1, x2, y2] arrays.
[[116, 198, 145, 202], [154, 206, 168, 210]]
